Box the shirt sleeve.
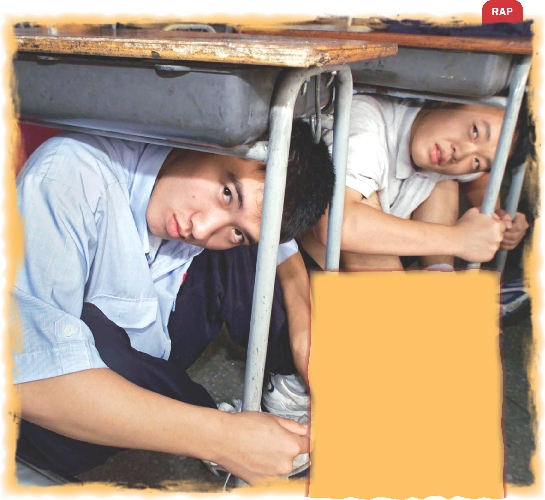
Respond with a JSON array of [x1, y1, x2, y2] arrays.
[[277, 239, 299, 265], [322, 96, 388, 199], [12, 171, 107, 384]]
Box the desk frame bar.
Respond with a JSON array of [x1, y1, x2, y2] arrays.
[[242, 64, 352, 413], [325, 68, 353, 269], [468, 55, 531, 270], [354, 84, 507, 109]]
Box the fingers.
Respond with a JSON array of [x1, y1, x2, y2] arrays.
[[274, 415, 312, 454], [494, 209, 513, 229], [501, 216, 512, 230], [500, 241, 517, 251], [275, 415, 309, 436], [298, 434, 312, 455], [220, 412, 312, 485], [501, 231, 524, 250], [512, 212, 530, 233], [499, 212, 529, 250]]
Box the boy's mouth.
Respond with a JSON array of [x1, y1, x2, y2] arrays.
[[431, 144, 446, 166], [167, 215, 181, 239], [168, 215, 192, 241]]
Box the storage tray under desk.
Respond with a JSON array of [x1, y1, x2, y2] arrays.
[[349, 46, 513, 97], [13, 55, 333, 147]]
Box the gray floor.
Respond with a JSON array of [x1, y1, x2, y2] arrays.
[[73, 271, 538, 493], [502, 304, 536, 486]]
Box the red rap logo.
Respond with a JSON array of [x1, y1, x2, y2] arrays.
[[482, 0, 523, 24]]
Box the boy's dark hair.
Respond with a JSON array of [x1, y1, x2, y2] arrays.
[[507, 92, 536, 171], [278, 120, 335, 242]]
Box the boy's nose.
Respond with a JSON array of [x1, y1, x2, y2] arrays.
[[455, 142, 478, 160], [191, 211, 229, 242]]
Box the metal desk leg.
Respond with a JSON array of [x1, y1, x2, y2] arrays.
[[496, 161, 527, 273], [242, 65, 353, 415], [234, 65, 352, 487], [325, 68, 353, 270], [468, 55, 531, 270]]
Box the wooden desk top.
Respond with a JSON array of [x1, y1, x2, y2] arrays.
[[14, 27, 398, 68], [238, 27, 532, 55]]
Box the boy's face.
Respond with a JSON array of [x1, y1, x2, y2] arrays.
[[146, 150, 264, 250], [410, 104, 506, 175]]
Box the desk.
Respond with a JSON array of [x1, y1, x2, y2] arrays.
[[237, 26, 532, 54], [13, 27, 397, 421], [240, 25, 533, 271], [16, 26, 396, 66]]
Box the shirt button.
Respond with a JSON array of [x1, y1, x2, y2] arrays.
[[63, 325, 76, 337]]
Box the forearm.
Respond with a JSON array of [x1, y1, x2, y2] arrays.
[[339, 203, 464, 257], [16, 368, 310, 485], [16, 369, 225, 461], [277, 253, 311, 384], [311, 191, 502, 263]]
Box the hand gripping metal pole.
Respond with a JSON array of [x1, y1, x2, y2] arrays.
[[496, 161, 527, 273], [467, 55, 531, 270], [241, 65, 353, 416]]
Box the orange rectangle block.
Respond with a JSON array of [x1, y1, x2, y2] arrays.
[[308, 271, 504, 499]]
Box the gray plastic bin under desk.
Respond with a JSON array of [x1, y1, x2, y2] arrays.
[[350, 47, 513, 97], [13, 55, 333, 147]]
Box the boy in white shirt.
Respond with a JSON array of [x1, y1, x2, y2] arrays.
[[300, 95, 529, 271]]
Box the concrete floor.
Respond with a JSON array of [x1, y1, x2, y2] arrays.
[[501, 303, 536, 486], [73, 263, 538, 493]]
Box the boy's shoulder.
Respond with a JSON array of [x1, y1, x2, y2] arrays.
[[352, 95, 422, 131], [17, 134, 146, 208]]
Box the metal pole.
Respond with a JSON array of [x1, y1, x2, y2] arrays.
[[467, 55, 531, 270], [241, 64, 353, 413], [325, 67, 353, 270], [354, 84, 507, 109]]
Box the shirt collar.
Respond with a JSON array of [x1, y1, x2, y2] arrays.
[[128, 144, 173, 255], [395, 105, 421, 181]]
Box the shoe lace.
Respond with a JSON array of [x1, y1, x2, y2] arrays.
[[223, 472, 232, 491], [266, 372, 274, 393]]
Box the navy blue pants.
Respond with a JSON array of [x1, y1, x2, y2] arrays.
[[17, 245, 295, 479]]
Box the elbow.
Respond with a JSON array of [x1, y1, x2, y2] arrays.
[[314, 216, 353, 251]]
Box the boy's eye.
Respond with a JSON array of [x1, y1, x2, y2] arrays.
[[233, 228, 244, 244], [474, 158, 481, 171], [222, 186, 232, 204], [472, 125, 479, 139]]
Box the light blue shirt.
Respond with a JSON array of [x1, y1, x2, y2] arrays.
[[12, 133, 204, 383], [12, 133, 298, 384]]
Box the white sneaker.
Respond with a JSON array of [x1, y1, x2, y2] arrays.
[[203, 389, 310, 479], [262, 373, 310, 424], [500, 277, 530, 318]]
